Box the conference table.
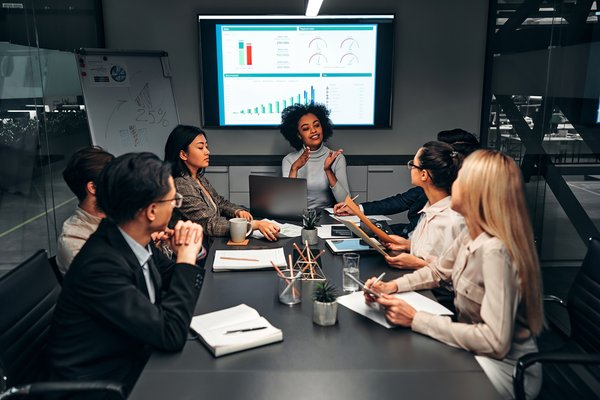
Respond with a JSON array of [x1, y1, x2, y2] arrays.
[[130, 226, 502, 399]]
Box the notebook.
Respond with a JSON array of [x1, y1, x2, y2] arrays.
[[191, 304, 283, 357], [249, 175, 307, 221], [212, 248, 287, 272]]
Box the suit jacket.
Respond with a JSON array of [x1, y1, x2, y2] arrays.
[[171, 174, 243, 237], [47, 219, 205, 395], [361, 187, 427, 235]]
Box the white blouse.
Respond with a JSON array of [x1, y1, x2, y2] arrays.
[[409, 196, 465, 263]]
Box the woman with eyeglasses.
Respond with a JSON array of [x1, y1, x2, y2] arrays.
[[383, 141, 465, 269], [365, 150, 543, 399], [164, 125, 280, 242]]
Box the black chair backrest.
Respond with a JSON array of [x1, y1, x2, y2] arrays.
[[567, 237, 600, 353], [48, 255, 63, 286], [0, 250, 61, 389]]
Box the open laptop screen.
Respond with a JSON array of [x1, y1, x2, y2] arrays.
[[249, 175, 307, 221]]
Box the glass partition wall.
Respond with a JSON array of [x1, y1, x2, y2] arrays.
[[0, 1, 101, 275], [482, 0, 600, 266]]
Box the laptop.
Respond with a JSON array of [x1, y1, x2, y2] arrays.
[[249, 175, 307, 221]]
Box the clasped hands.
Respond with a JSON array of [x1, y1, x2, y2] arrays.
[[151, 220, 204, 264], [363, 276, 417, 328]]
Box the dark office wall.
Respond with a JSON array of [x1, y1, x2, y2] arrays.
[[101, 0, 488, 155]]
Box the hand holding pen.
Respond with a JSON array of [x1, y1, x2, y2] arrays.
[[363, 273, 398, 304], [333, 194, 359, 216]]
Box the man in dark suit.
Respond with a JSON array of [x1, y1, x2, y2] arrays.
[[47, 152, 206, 397]]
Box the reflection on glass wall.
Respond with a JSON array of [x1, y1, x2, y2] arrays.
[[0, 43, 92, 274], [0, 0, 103, 274], [483, 0, 600, 264]]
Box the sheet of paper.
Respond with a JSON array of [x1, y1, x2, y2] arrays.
[[250, 219, 302, 239], [213, 248, 287, 270], [191, 304, 259, 332], [338, 291, 453, 328], [317, 224, 353, 239], [394, 291, 454, 316], [332, 215, 361, 223], [332, 215, 392, 224], [366, 215, 391, 221], [337, 291, 393, 328]]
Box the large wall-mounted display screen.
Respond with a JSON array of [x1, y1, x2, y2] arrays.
[[198, 15, 395, 128]]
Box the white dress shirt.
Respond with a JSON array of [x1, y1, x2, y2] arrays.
[[118, 227, 156, 304]]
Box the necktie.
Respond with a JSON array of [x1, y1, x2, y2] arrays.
[[143, 257, 156, 304]]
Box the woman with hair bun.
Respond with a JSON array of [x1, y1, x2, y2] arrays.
[[383, 141, 465, 269]]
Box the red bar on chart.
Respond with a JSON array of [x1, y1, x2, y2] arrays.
[[246, 43, 253, 65]]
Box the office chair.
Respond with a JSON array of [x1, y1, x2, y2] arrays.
[[48, 255, 63, 286], [513, 237, 600, 400], [0, 250, 124, 399]]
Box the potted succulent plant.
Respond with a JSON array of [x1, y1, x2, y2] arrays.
[[312, 280, 338, 326], [301, 208, 320, 246]]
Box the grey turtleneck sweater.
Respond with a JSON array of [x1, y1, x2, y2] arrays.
[[282, 144, 350, 209]]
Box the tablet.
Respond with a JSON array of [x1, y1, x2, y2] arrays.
[[343, 272, 381, 298], [325, 238, 381, 254]]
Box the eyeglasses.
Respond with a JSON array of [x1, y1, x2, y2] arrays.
[[407, 160, 425, 171], [156, 192, 183, 208]]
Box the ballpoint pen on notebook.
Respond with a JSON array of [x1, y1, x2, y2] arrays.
[[225, 326, 267, 334]]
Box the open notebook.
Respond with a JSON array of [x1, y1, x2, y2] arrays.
[[190, 304, 283, 357]]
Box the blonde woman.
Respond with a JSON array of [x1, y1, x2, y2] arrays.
[[365, 150, 544, 399]]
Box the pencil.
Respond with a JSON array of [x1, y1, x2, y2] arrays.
[[219, 256, 259, 262], [293, 242, 309, 262], [270, 261, 287, 279], [312, 249, 326, 262]]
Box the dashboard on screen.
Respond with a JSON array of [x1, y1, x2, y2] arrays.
[[198, 15, 395, 128]]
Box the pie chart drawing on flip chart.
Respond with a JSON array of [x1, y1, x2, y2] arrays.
[[76, 49, 180, 157]]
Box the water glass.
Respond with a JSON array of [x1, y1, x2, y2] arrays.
[[342, 253, 360, 292]]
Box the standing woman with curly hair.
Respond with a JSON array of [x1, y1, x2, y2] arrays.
[[279, 103, 350, 209]]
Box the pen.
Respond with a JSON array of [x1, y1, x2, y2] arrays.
[[337, 194, 359, 212], [225, 326, 268, 334], [372, 272, 386, 287]]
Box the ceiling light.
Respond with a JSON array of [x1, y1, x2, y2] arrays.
[[305, 0, 324, 17]]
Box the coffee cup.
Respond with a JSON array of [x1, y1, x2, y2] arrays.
[[229, 218, 252, 242]]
